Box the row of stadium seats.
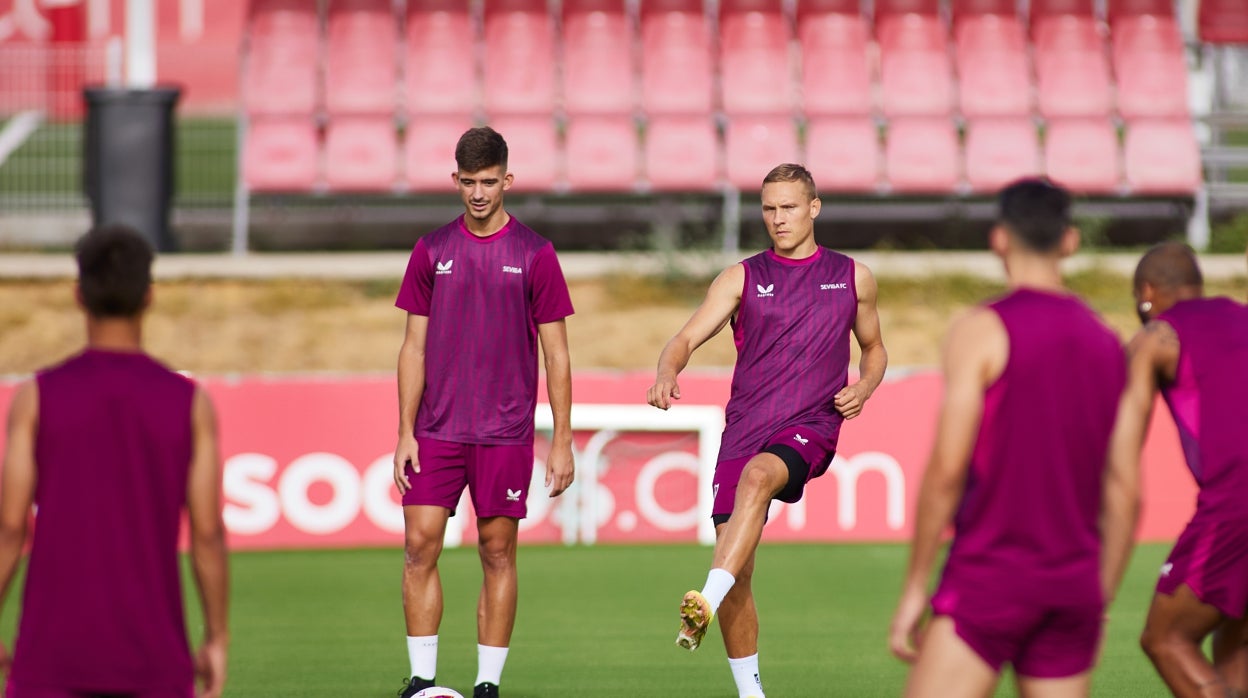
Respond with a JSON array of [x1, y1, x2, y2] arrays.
[[244, 114, 1201, 196], [243, 0, 1196, 120]]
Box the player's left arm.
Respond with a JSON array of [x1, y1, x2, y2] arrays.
[[835, 261, 888, 419], [890, 308, 1004, 663], [187, 387, 229, 698], [538, 319, 574, 498], [0, 382, 37, 677]]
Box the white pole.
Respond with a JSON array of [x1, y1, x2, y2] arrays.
[[125, 0, 156, 88]]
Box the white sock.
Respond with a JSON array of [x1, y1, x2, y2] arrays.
[[475, 644, 509, 686], [728, 653, 765, 698], [406, 635, 437, 681], [701, 568, 736, 614]]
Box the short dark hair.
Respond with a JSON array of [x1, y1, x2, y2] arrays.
[[762, 163, 817, 200], [456, 126, 508, 173], [75, 224, 154, 318], [997, 178, 1073, 252], [1134, 241, 1203, 292]]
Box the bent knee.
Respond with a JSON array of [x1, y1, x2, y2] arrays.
[[404, 536, 444, 569], [738, 461, 785, 497], [478, 539, 517, 574]]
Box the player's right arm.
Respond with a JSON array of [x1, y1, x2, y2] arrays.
[[0, 382, 36, 678], [647, 264, 745, 410], [1100, 321, 1176, 604], [890, 307, 1005, 663], [394, 313, 429, 493], [187, 387, 229, 698]]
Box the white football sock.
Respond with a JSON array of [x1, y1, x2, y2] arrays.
[[728, 653, 765, 698], [475, 644, 510, 686], [701, 568, 736, 614], [406, 635, 438, 681]]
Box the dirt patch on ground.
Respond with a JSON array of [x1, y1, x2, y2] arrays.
[[0, 274, 1243, 376]]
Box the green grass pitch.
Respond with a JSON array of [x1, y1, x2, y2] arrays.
[[2, 543, 1174, 696]]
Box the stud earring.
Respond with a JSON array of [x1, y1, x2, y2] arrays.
[[1139, 301, 1153, 314]]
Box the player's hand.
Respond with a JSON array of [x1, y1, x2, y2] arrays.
[[194, 635, 227, 698], [889, 586, 927, 663], [834, 382, 870, 419], [647, 375, 681, 410], [393, 434, 419, 495], [545, 440, 575, 497]]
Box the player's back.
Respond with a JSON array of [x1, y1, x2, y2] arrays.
[[943, 289, 1125, 602], [1158, 297, 1248, 517], [13, 349, 196, 693]]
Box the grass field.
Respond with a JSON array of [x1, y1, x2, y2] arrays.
[[1, 542, 1177, 697]]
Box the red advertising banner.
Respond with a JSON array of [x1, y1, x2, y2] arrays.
[[0, 370, 1197, 550]]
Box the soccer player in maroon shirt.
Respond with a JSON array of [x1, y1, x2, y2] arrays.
[[890, 179, 1127, 698], [647, 164, 887, 698], [1115, 242, 1248, 698], [392, 127, 574, 698], [0, 225, 229, 698]]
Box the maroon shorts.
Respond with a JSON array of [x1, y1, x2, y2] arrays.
[[402, 436, 535, 519], [712, 425, 837, 523], [1156, 511, 1248, 618], [930, 586, 1103, 678], [5, 681, 192, 698]]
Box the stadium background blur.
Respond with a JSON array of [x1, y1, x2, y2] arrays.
[[1, 1, 1247, 695]]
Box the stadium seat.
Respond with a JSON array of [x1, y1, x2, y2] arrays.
[[1107, 0, 1174, 22], [804, 117, 881, 193], [244, 0, 319, 115], [562, 0, 635, 114], [564, 116, 640, 192], [1029, 0, 1095, 22], [956, 14, 1032, 117], [325, 0, 398, 115], [243, 117, 320, 192], [640, 0, 714, 115], [1114, 47, 1189, 119], [643, 115, 720, 191], [874, 0, 941, 20], [798, 10, 873, 116], [1199, 0, 1248, 44], [964, 118, 1041, 192], [482, 0, 557, 115], [1044, 118, 1121, 194], [878, 14, 954, 117], [1034, 17, 1112, 118], [484, 115, 559, 192], [324, 117, 398, 191], [950, 0, 1018, 22], [724, 115, 799, 190], [405, 1, 477, 114], [719, 0, 794, 114], [1123, 119, 1202, 195], [884, 117, 960, 193], [795, 0, 859, 14], [405, 114, 476, 192], [1112, 14, 1184, 60]]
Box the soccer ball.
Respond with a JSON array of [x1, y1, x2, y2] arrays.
[[412, 689, 465, 698]]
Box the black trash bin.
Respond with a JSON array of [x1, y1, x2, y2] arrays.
[[83, 86, 181, 252]]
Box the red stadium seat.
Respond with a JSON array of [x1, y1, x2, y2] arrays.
[[482, 0, 557, 115], [1030, 0, 1095, 22], [724, 116, 799, 190], [1108, 0, 1174, 23], [244, 0, 319, 115], [562, 0, 635, 114], [1123, 119, 1202, 194], [484, 115, 559, 191], [875, 0, 941, 20], [1114, 49, 1189, 119], [244, 117, 320, 192], [643, 116, 720, 191], [1112, 14, 1184, 60], [405, 114, 475, 191], [956, 15, 1032, 117], [1034, 17, 1112, 118], [324, 116, 397, 191], [804, 117, 881, 193], [878, 14, 954, 117], [951, 0, 1018, 22], [798, 10, 873, 116], [1199, 0, 1248, 44], [795, 0, 859, 15], [1044, 118, 1121, 194], [405, 1, 477, 114], [325, 0, 398, 115], [884, 117, 960, 193], [719, 1, 794, 114], [565, 116, 640, 192], [640, 1, 714, 114], [964, 118, 1041, 192]]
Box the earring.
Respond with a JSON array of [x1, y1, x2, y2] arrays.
[[1139, 301, 1153, 314]]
